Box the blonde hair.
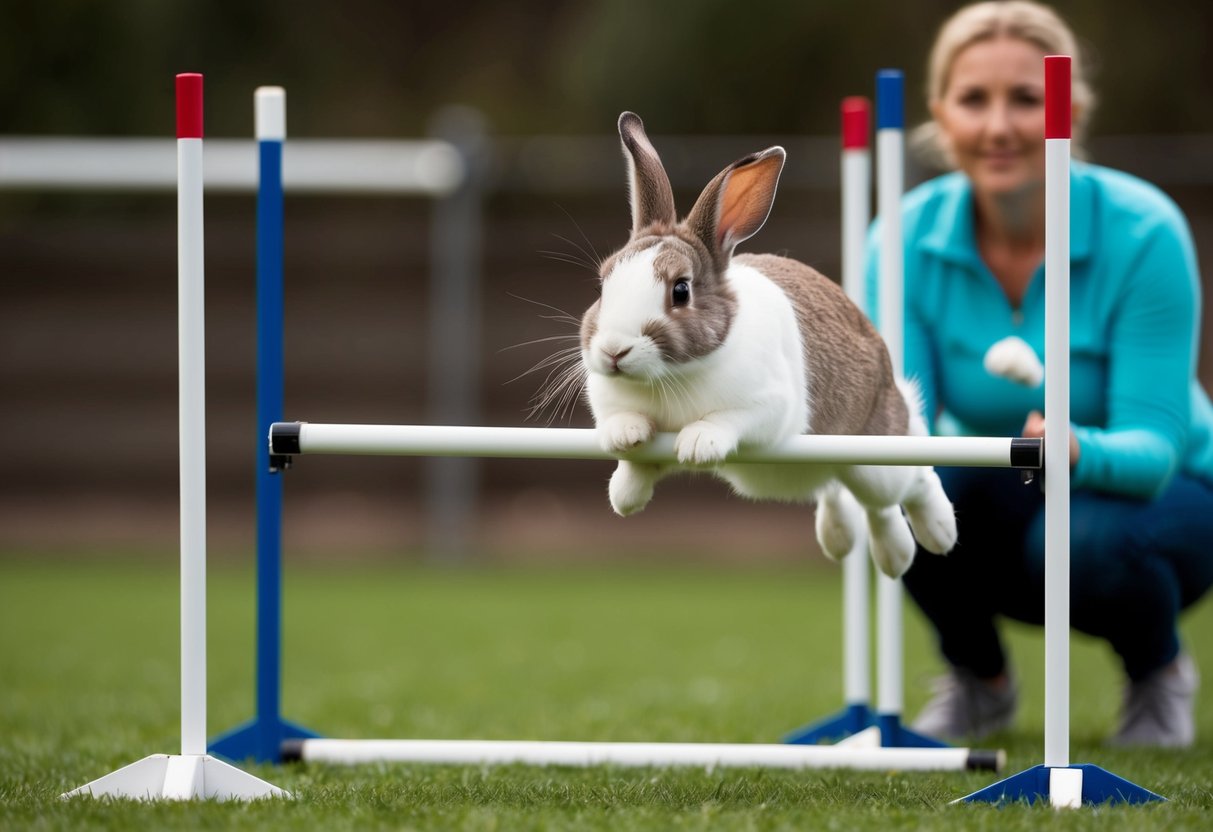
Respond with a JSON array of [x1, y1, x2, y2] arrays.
[[913, 1, 1097, 168]]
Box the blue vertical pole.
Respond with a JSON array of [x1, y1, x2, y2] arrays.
[[254, 133, 286, 761], [874, 68, 945, 750], [211, 87, 318, 763]]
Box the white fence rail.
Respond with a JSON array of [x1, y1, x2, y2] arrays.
[[0, 137, 464, 195]]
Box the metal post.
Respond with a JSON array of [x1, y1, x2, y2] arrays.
[[425, 107, 489, 562]]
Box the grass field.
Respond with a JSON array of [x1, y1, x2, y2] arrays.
[[2, 555, 1212, 830]]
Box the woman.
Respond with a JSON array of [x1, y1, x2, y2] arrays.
[[866, 0, 1213, 747]]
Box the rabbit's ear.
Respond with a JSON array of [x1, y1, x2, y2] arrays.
[[685, 147, 785, 261], [618, 112, 676, 233]]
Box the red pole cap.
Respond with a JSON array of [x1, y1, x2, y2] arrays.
[[1044, 56, 1070, 140], [841, 96, 870, 150], [176, 73, 203, 139]]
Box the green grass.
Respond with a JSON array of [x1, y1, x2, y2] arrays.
[[2, 556, 1212, 830]]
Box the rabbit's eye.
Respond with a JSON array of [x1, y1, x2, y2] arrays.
[[671, 279, 691, 307]]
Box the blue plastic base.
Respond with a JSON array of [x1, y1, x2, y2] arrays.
[[959, 763, 1166, 806], [209, 717, 321, 764], [783, 703, 874, 745], [876, 713, 950, 748]]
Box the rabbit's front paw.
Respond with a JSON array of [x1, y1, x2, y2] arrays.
[[597, 413, 655, 454], [675, 421, 738, 465], [609, 461, 658, 516]]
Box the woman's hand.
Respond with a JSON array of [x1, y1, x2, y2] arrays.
[[1022, 410, 1080, 467]]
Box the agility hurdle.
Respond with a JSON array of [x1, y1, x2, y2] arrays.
[[267, 423, 1029, 775], [265, 59, 1166, 807], [257, 69, 1030, 778]]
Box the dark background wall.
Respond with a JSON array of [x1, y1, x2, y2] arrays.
[[4, 1, 1213, 561]]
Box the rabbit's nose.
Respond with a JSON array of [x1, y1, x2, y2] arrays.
[[604, 346, 632, 372]]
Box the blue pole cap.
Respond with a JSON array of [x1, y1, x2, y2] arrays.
[[876, 69, 904, 130]]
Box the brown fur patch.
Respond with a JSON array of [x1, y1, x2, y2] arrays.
[[736, 253, 909, 437], [619, 113, 677, 233], [579, 298, 600, 353]]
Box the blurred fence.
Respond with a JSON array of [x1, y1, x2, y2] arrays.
[[3, 126, 1213, 560]]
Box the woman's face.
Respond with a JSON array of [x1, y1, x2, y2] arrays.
[[932, 36, 1048, 198]]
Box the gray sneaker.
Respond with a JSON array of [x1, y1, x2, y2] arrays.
[[1110, 653, 1199, 748], [911, 667, 1018, 741]]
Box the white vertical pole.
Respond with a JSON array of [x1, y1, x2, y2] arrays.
[[844, 514, 871, 709], [61, 75, 289, 799], [1043, 55, 1072, 775], [177, 72, 207, 758], [875, 70, 905, 726], [841, 97, 872, 711]]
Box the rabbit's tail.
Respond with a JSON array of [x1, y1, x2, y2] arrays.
[[896, 376, 929, 438]]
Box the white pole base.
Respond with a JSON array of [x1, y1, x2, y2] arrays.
[[1049, 766, 1083, 810], [62, 754, 290, 801]]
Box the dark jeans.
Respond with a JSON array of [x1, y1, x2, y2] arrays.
[[903, 466, 1213, 682]]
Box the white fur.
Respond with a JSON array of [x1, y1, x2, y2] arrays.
[[587, 256, 807, 444], [585, 251, 956, 578], [983, 335, 1043, 387]]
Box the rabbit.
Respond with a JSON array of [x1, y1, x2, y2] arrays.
[[578, 112, 957, 578]]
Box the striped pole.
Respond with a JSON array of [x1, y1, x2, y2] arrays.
[[1041, 53, 1076, 807], [873, 69, 941, 749], [253, 86, 287, 762], [177, 72, 208, 760], [840, 96, 874, 733], [958, 55, 1163, 807], [209, 87, 320, 764]]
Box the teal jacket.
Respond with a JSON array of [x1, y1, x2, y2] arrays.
[[865, 162, 1213, 498]]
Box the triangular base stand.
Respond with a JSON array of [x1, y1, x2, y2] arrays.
[[957, 763, 1165, 807], [210, 716, 321, 764], [876, 713, 950, 748], [783, 703, 874, 745], [835, 725, 883, 748], [62, 754, 290, 801]]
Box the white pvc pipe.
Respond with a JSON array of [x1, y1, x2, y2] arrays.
[[1043, 82, 1072, 772], [876, 575, 902, 717], [288, 739, 1003, 772], [0, 137, 464, 195], [843, 520, 870, 706], [876, 127, 904, 378], [177, 80, 207, 759], [841, 149, 870, 308], [275, 423, 1039, 468]]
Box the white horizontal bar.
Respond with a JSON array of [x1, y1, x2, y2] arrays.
[[277, 423, 1039, 468], [0, 137, 464, 195], [290, 739, 1001, 772]]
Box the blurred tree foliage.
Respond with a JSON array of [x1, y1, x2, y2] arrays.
[[2, 0, 1211, 138]]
